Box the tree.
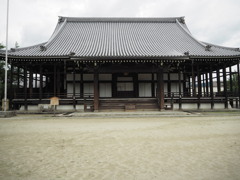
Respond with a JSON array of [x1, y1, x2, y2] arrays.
[[15, 41, 20, 48], [0, 43, 20, 108], [0, 43, 5, 49], [0, 43, 6, 105]]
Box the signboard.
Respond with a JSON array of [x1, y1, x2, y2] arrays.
[[50, 97, 59, 106]]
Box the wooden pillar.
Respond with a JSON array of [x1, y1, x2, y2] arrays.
[[223, 66, 228, 109], [34, 73, 37, 88], [205, 73, 209, 97], [188, 76, 191, 96], [216, 69, 221, 93], [73, 63, 76, 97], [24, 65, 28, 111], [80, 71, 84, 98], [202, 74, 206, 96], [151, 73, 155, 98], [53, 64, 57, 97], [73, 63, 76, 110], [93, 66, 99, 112], [237, 61, 240, 108], [17, 65, 20, 99], [29, 69, 33, 98], [191, 60, 196, 96], [157, 67, 164, 110], [9, 61, 13, 110], [167, 71, 171, 97], [134, 73, 138, 98], [178, 67, 182, 110], [64, 60, 67, 97], [229, 67, 233, 94], [209, 66, 214, 109], [197, 65, 202, 96], [197, 65, 201, 109], [17, 64, 20, 90], [57, 64, 61, 96], [80, 64, 84, 98], [183, 72, 187, 97], [39, 65, 43, 101], [229, 66, 233, 107]]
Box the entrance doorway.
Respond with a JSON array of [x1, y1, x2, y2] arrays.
[[113, 73, 136, 98]]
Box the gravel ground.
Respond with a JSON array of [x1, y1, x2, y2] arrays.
[[0, 113, 240, 180]]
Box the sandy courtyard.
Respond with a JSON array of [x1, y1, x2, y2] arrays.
[[0, 113, 240, 180]]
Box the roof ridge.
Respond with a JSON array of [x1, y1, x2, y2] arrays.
[[59, 16, 185, 23], [40, 18, 67, 51], [176, 19, 210, 51], [10, 42, 46, 52], [202, 41, 240, 52]]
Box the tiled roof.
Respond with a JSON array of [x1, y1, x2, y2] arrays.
[[2, 17, 240, 58]]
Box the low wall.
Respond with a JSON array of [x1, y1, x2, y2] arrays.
[[173, 103, 230, 110], [19, 105, 84, 112]]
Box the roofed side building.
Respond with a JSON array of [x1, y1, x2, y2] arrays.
[[1, 16, 240, 111]]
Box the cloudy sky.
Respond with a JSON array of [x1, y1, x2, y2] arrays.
[[0, 0, 240, 49]]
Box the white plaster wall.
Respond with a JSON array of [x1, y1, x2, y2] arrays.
[[171, 83, 183, 94], [100, 83, 112, 97], [57, 105, 84, 111], [139, 83, 152, 97], [154, 73, 183, 81], [67, 83, 81, 97], [66, 74, 81, 81], [170, 73, 183, 80], [20, 105, 84, 111], [84, 83, 94, 94], [19, 105, 38, 111], [99, 74, 112, 81], [138, 74, 152, 80], [173, 103, 228, 110], [83, 74, 94, 81], [164, 83, 168, 93]]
